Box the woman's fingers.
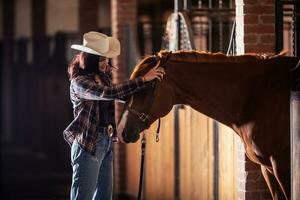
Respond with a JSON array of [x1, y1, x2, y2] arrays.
[[155, 67, 165, 74], [155, 71, 164, 81], [154, 61, 161, 69], [143, 65, 166, 82], [157, 69, 165, 75], [158, 68, 166, 74], [155, 75, 162, 81]]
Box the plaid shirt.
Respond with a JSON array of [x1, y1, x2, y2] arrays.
[[63, 73, 146, 154]]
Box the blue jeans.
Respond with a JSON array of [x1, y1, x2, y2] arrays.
[[70, 136, 113, 200]]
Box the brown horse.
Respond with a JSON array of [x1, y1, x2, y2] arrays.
[[117, 50, 299, 199]]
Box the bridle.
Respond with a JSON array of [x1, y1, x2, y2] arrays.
[[125, 51, 172, 131], [127, 106, 151, 123], [124, 51, 172, 200], [126, 80, 157, 130]]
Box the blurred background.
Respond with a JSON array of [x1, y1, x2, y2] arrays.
[[1, 0, 299, 199]]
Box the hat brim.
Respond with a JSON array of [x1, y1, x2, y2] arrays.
[[71, 37, 120, 58]]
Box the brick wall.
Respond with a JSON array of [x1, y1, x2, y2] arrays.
[[243, 0, 275, 53], [236, 0, 275, 54], [111, 0, 137, 196], [236, 139, 272, 200], [235, 0, 275, 199]]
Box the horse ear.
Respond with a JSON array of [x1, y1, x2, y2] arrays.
[[165, 51, 172, 61], [153, 50, 172, 68], [161, 51, 172, 66], [154, 53, 160, 62]]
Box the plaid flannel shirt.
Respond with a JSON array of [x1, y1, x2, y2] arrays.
[[63, 73, 146, 154]]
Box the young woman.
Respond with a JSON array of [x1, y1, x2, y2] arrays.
[[64, 32, 165, 200]]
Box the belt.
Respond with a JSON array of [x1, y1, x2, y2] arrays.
[[98, 124, 114, 137]]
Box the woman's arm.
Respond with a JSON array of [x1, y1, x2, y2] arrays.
[[72, 76, 146, 101], [72, 62, 165, 101]]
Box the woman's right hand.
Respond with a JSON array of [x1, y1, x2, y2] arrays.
[[142, 61, 166, 82]]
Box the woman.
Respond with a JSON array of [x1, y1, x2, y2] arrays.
[[63, 31, 165, 200]]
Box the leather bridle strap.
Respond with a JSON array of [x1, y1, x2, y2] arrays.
[[127, 107, 151, 124], [136, 51, 172, 200]]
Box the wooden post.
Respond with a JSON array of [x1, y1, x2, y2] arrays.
[[32, 0, 48, 64], [291, 91, 300, 200], [111, 0, 138, 197], [291, 2, 299, 198], [291, 62, 300, 200], [174, 1, 183, 199], [2, 0, 15, 142]]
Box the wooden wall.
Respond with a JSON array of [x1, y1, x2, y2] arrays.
[[218, 122, 238, 200], [125, 106, 238, 200], [178, 107, 214, 200]]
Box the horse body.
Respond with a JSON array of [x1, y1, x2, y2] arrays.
[[118, 50, 299, 199]]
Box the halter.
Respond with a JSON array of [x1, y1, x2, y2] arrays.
[[127, 107, 150, 123], [126, 51, 172, 132], [124, 51, 172, 200]]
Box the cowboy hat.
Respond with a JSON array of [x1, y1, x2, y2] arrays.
[[71, 31, 120, 58]]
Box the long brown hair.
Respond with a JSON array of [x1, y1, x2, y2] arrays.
[[68, 52, 100, 80]]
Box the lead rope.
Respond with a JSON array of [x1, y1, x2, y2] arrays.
[[137, 118, 161, 200], [156, 118, 161, 142], [137, 131, 146, 200]]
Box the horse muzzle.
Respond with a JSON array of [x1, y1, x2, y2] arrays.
[[117, 110, 141, 143]]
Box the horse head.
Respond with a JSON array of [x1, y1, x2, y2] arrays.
[[117, 51, 173, 143]]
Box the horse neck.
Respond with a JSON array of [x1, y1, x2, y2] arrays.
[[163, 60, 265, 127]]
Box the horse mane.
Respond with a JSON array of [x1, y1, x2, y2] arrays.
[[130, 55, 157, 79], [164, 50, 286, 63], [130, 50, 287, 79]]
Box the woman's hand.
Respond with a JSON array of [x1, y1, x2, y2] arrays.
[[142, 61, 166, 82]]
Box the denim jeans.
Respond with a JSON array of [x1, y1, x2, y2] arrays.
[[70, 135, 113, 200]]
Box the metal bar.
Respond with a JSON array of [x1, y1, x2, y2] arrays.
[[183, 0, 190, 10], [213, 120, 219, 200], [229, 0, 234, 9], [174, 0, 181, 198], [295, 0, 300, 57], [174, 106, 180, 200], [292, 1, 296, 56], [227, 20, 236, 55], [198, 0, 202, 8], [218, 0, 223, 52], [178, 15, 181, 50], [276, 0, 284, 53], [208, 18, 212, 52]]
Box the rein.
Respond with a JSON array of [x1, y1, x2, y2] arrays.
[[127, 51, 171, 200]]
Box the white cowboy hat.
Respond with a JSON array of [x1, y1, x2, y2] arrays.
[[71, 31, 120, 58]]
